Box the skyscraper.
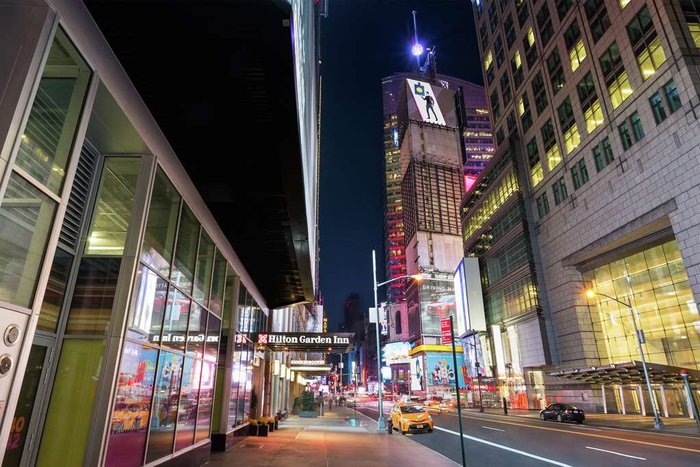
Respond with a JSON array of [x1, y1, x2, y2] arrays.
[[382, 73, 493, 303], [468, 0, 700, 416]]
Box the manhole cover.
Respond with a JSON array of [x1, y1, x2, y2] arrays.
[[240, 443, 262, 449]]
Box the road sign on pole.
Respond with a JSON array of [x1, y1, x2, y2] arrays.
[[447, 315, 466, 467], [440, 317, 452, 345]]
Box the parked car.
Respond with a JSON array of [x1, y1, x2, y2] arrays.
[[540, 403, 585, 424], [426, 295, 456, 317], [389, 403, 434, 434]]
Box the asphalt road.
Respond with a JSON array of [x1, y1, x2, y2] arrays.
[[354, 402, 700, 466]]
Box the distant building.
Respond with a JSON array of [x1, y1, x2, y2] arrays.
[[382, 73, 493, 303]]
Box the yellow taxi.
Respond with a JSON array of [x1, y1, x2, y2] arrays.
[[389, 403, 433, 434]]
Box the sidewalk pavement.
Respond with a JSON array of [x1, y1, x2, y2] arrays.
[[207, 406, 457, 467], [461, 407, 700, 435]]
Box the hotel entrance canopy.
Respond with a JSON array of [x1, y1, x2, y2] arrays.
[[550, 361, 700, 385]]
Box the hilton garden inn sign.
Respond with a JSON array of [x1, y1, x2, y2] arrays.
[[252, 332, 354, 352]]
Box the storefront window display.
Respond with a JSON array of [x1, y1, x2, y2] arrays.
[[105, 342, 158, 466]]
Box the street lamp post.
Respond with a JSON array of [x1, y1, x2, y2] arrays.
[[586, 286, 664, 430], [372, 250, 424, 432]]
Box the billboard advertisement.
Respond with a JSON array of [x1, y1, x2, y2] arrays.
[[383, 342, 412, 365], [419, 281, 456, 336], [404, 79, 457, 127], [411, 356, 425, 392], [454, 257, 486, 336], [426, 353, 466, 388]]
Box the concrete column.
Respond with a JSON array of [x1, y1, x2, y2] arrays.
[[660, 385, 669, 417], [638, 385, 646, 416], [619, 385, 626, 414], [601, 384, 607, 414]]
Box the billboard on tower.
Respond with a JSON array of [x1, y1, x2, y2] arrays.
[[403, 79, 457, 127]]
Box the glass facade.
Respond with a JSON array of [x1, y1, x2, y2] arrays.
[[584, 240, 700, 369]]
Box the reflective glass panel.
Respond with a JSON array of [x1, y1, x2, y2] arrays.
[[146, 352, 183, 463], [209, 249, 226, 315], [0, 173, 57, 308], [141, 169, 180, 277], [37, 249, 73, 332], [195, 360, 216, 441], [36, 339, 104, 467], [186, 302, 206, 358], [105, 342, 158, 467], [162, 288, 190, 351], [171, 205, 199, 293], [193, 231, 214, 306], [65, 257, 121, 335], [586, 240, 700, 369], [85, 157, 141, 256], [15, 28, 91, 195], [3, 344, 47, 467], [127, 265, 168, 343], [174, 357, 199, 451]]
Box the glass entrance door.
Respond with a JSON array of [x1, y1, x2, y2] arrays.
[[2, 338, 52, 467]]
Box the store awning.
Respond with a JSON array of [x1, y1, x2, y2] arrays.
[[550, 361, 700, 385]]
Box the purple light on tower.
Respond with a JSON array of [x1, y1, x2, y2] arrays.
[[411, 42, 424, 57]]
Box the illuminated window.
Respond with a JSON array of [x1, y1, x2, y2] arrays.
[[527, 137, 543, 187], [569, 39, 587, 71], [619, 0, 630, 8], [608, 72, 633, 109], [562, 124, 581, 155], [541, 119, 561, 170], [682, 1, 700, 47], [583, 100, 604, 133], [583, 240, 699, 370], [527, 27, 536, 47], [512, 51, 524, 88], [519, 93, 533, 131], [463, 170, 519, 240], [627, 5, 666, 80], [484, 50, 493, 70], [564, 21, 587, 72]]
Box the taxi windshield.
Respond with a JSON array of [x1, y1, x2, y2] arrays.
[[400, 405, 424, 414]]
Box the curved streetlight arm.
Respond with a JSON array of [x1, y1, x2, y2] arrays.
[[376, 274, 419, 289], [588, 290, 631, 308]]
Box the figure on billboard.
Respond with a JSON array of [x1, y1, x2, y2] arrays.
[[422, 92, 438, 121]]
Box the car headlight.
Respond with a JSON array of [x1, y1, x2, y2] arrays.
[[401, 418, 410, 424]]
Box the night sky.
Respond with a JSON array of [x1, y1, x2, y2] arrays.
[[319, 0, 482, 330]]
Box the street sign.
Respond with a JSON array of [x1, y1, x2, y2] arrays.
[[440, 317, 452, 345]]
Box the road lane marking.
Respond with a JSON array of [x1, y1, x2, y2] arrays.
[[481, 426, 505, 432], [585, 446, 646, 460], [434, 426, 572, 466], [449, 414, 700, 455]]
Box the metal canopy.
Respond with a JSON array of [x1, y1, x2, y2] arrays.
[[85, 0, 314, 309], [550, 361, 700, 385]]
